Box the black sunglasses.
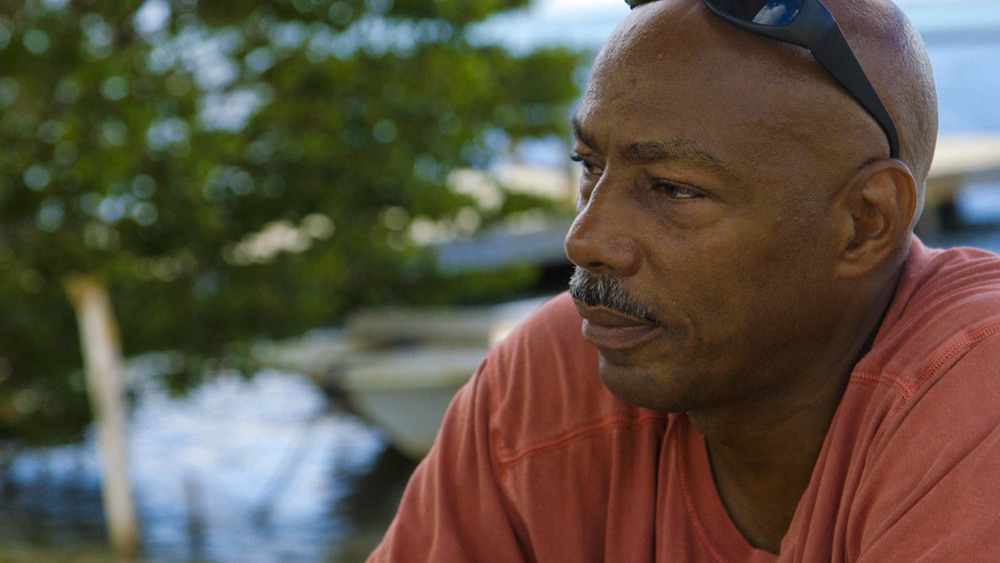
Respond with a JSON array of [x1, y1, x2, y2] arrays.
[[626, 0, 900, 159]]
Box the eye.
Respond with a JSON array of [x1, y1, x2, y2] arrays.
[[653, 181, 702, 200], [570, 153, 602, 176]]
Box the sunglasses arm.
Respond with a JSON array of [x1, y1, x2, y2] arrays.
[[702, 0, 901, 159], [810, 26, 901, 159]]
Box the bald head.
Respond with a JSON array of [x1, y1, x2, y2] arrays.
[[590, 0, 937, 227]]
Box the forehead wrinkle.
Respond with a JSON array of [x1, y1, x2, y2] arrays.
[[573, 114, 725, 173], [621, 138, 725, 171]]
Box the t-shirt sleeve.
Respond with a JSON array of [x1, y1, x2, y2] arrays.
[[366, 354, 525, 562], [853, 331, 1000, 561]]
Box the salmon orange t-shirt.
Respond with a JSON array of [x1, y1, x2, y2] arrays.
[[371, 239, 1000, 562]]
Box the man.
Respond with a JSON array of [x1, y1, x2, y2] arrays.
[[371, 0, 1000, 560]]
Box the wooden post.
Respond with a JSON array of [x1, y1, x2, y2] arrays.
[[64, 274, 142, 559]]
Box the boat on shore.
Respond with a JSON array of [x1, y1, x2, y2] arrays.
[[254, 297, 550, 459]]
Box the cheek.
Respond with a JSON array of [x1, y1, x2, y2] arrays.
[[715, 232, 837, 346], [638, 191, 839, 328], [654, 227, 827, 335]]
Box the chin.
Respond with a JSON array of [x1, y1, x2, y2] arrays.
[[597, 357, 692, 413]]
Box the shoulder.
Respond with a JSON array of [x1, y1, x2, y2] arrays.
[[483, 292, 595, 397], [826, 241, 1000, 558], [479, 293, 664, 462], [855, 238, 1000, 398], [842, 238, 1000, 487]]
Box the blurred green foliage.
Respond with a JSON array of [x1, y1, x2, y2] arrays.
[[0, 0, 582, 445]]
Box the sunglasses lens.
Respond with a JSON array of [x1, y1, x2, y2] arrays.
[[708, 0, 803, 26]]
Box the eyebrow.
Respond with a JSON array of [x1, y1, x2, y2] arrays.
[[571, 116, 726, 171]]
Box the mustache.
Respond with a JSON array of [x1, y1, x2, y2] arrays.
[[568, 268, 660, 324]]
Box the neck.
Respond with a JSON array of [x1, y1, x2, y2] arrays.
[[691, 354, 850, 552], [695, 385, 843, 553]]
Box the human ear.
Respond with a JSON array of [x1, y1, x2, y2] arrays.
[[835, 160, 918, 279]]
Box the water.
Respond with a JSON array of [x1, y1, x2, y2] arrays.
[[0, 367, 416, 562]]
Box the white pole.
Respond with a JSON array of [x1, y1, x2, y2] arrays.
[[64, 275, 141, 559]]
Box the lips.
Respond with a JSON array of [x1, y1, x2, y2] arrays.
[[574, 302, 662, 350]]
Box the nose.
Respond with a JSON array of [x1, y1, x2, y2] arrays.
[[564, 183, 641, 277]]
